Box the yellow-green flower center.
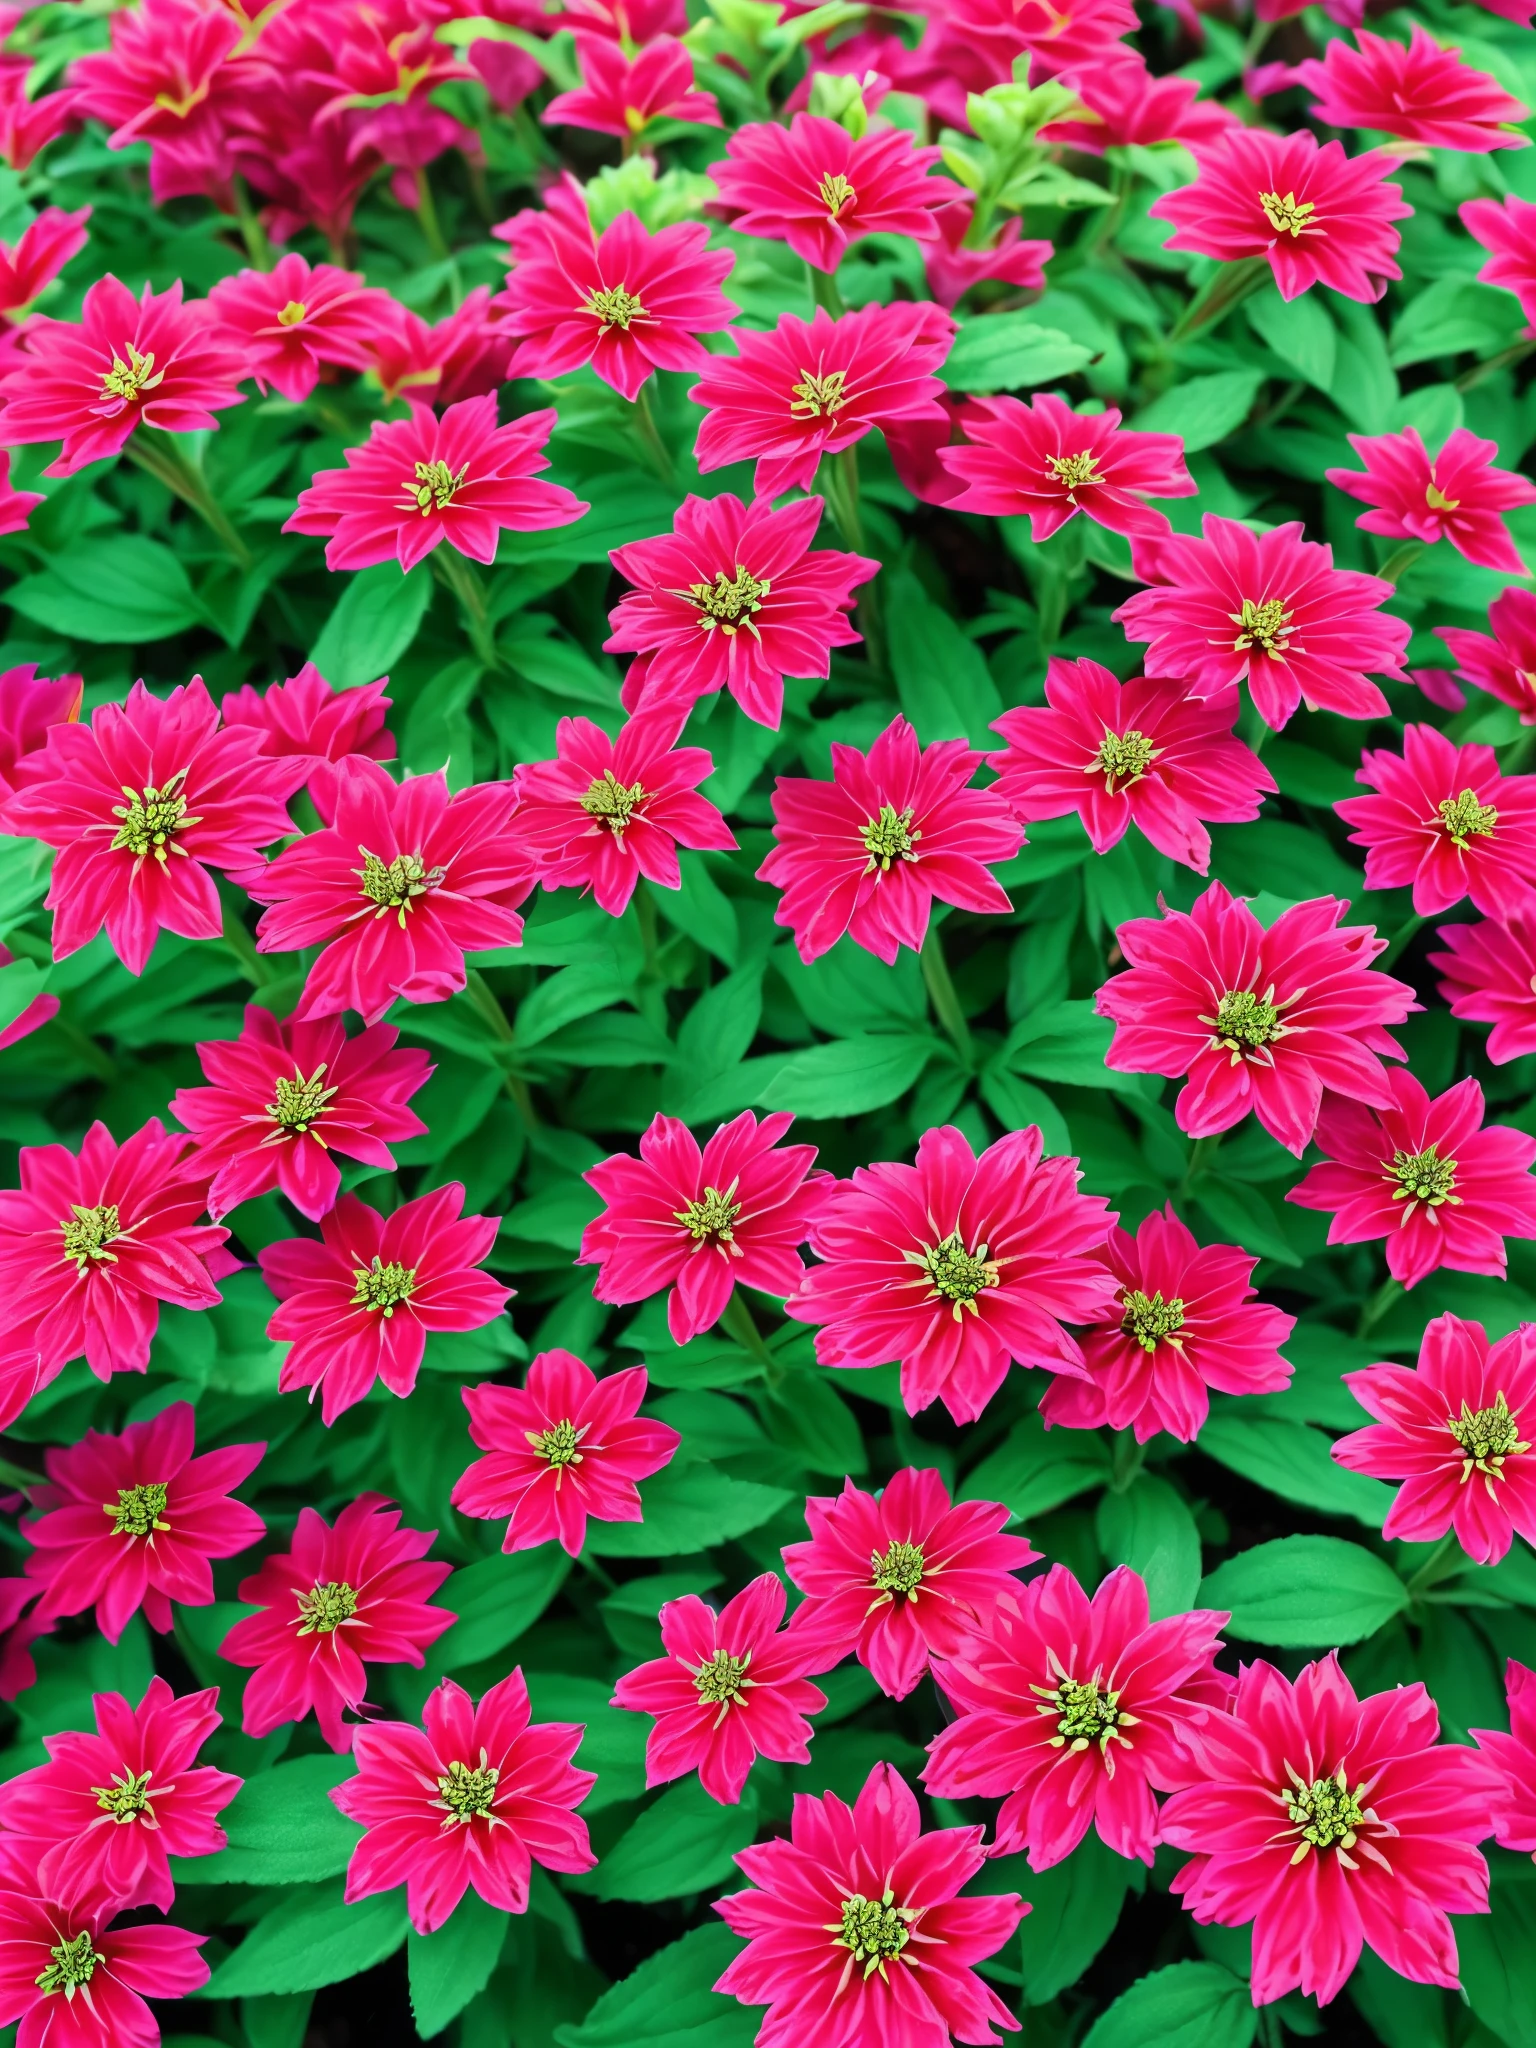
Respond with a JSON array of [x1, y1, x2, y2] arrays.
[[579, 769, 647, 837], [870, 1539, 925, 1597], [861, 803, 919, 873], [688, 565, 769, 635], [104, 1481, 170, 1539], [276, 300, 307, 326], [1048, 450, 1101, 490], [790, 367, 847, 418], [529, 1417, 585, 1468], [1448, 1393, 1528, 1487], [62, 1202, 121, 1273], [1121, 1287, 1185, 1352], [1232, 596, 1293, 656], [675, 1183, 741, 1245], [404, 459, 468, 515], [1390, 1144, 1457, 1211], [1259, 190, 1316, 237], [1213, 987, 1282, 1052], [1096, 728, 1155, 792], [99, 344, 162, 405], [296, 1579, 357, 1634], [110, 772, 196, 863], [351, 1256, 417, 1314], [35, 1930, 97, 1996], [819, 171, 857, 220], [357, 848, 444, 926], [94, 1768, 154, 1821], [1438, 789, 1497, 850], [916, 1230, 1001, 1315], [692, 1647, 750, 1707], [832, 1891, 914, 1979], [268, 1064, 337, 1136], [583, 283, 646, 329], [1046, 1674, 1124, 1749], [436, 1757, 500, 1823], [1283, 1769, 1365, 1858]]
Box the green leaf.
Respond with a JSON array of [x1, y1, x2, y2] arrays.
[[203, 1882, 409, 1997], [8, 535, 202, 643], [525, 1671, 650, 1810], [553, 1923, 756, 2047], [585, 1459, 792, 1555], [885, 569, 1005, 745], [1246, 287, 1336, 392], [0, 955, 48, 1037], [1200, 1536, 1409, 1647], [408, 1891, 510, 2039], [961, 1411, 1112, 1521], [309, 561, 432, 686], [1096, 1475, 1202, 1620], [759, 1032, 939, 1116], [1009, 1835, 1139, 2004], [182, 1754, 360, 1885], [574, 1778, 757, 1903], [1196, 1414, 1393, 1528], [1133, 370, 1265, 454], [1389, 276, 1525, 368], [1451, 1877, 1536, 2048], [429, 1547, 571, 1672], [1082, 1961, 1257, 2048], [1002, 1001, 1144, 1096], [942, 314, 1094, 394]]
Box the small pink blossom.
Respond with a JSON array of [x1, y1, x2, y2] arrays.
[[1462, 193, 1536, 326], [0, 452, 41, 535], [1472, 1660, 1536, 1861], [363, 287, 507, 408], [206, 254, 393, 402], [1431, 913, 1536, 1063], [1327, 428, 1536, 576], [0, 206, 89, 320], [0, 665, 81, 802], [0, 74, 77, 173], [1297, 25, 1529, 152], [543, 34, 720, 137], [942, 392, 1195, 539], [1041, 53, 1239, 152], [922, 200, 1051, 310], [218, 661, 395, 819], [1439, 585, 1536, 724], [0, 1894, 207, 2048]]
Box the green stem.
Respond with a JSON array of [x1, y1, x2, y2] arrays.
[[125, 430, 253, 569], [1355, 1274, 1402, 1340], [465, 967, 541, 1129], [1181, 1131, 1223, 1191], [1376, 540, 1425, 586], [220, 909, 271, 987], [821, 443, 864, 551], [432, 548, 502, 670], [1404, 1532, 1462, 1601], [722, 1291, 783, 1387], [1456, 335, 1536, 393], [1168, 256, 1268, 346], [231, 174, 274, 270], [1109, 1428, 1146, 1494], [808, 261, 846, 318], [412, 159, 451, 264], [921, 925, 973, 1067], [631, 382, 674, 483], [1378, 912, 1425, 970], [1241, 12, 1275, 68], [1238, 694, 1272, 757]]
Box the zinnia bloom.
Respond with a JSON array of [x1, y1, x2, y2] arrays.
[[23, 1403, 264, 1644], [1431, 913, 1536, 1063], [579, 1110, 823, 1346], [714, 114, 958, 272], [758, 715, 1021, 965], [782, 1467, 1038, 1701], [714, 1761, 1024, 2047], [990, 660, 1273, 875], [171, 1006, 431, 1223], [1039, 1205, 1295, 1444], [612, 1573, 830, 1805], [1439, 584, 1536, 724], [1462, 193, 1536, 326], [1296, 25, 1529, 152], [259, 1184, 511, 1426], [0, 664, 81, 801], [1472, 1660, 1536, 1860], [1332, 1313, 1536, 1563], [542, 34, 720, 136], [1160, 1653, 1497, 2004], [1096, 882, 1417, 1156], [220, 1495, 454, 1751], [1114, 516, 1411, 730], [0, 1894, 207, 2048], [0, 206, 90, 320], [510, 710, 736, 918], [206, 254, 393, 402], [606, 493, 877, 730], [452, 1351, 681, 1556], [1327, 428, 1536, 576], [218, 662, 395, 818], [940, 393, 1195, 539], [789, 1123, 1120, 1424], [333, 1670, 596, 1934]]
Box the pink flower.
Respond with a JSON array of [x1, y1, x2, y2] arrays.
[[922, 200, 1051, 310], [499, 209, 734, 401], [259, 1184, 511, 1426], [0, 1581, 49, 1703], [1297, 25, 1529, 152], [1431, 913, 1536, 1063], [220, 1495, 453, 1752], [332, 1670, 595, 1934], [23, 1403, 264, 1644], [0, 1894, 207, 2048], [511, 710, 735, 918], [0, 206, 89, 320], [782, 1468, 1038, 1701], [1114, 515, 1410, 731], [206, 254, 392, 402], [218, 661, 395, 819], [0, 275, 244, 476], [758, 715, 1021, 965], [925, 1564, 1229, 1870], [250, 759, 535, 1026], [171, 1006, 431, 1223], [714, 1761, 1024, 2047], [1327, 428, 1536, 576], [452, 1351, 681, 1556], [1440, 584, 1536, 723], [1462, 193, 1536, 325], [1096, 882, 1417, 1156], [68, 0, 237, 151], [0, 1678, 239, 1915], [0, 678, 306, 977], [1150, 127, 1411, 302], [543, 34, 720, 137], [789, 1123, 1119, 1424], [580, 1110, 822, 1346], [691, 301, 955, 501], [990, 659, 1273, 875], [1041, 53, 1240, 152], [1406, 665, 1469, 712], [362, 287, 506, 409], [0, 665, 80, 802], [606, 493, 877, 730], [0, 452, 41, 535], [1161, 1653, 1497, 2004], [0, 74, 77, 173], [1472, 1660, 1536, 1860], [612, 1573, 830, 1805], [1333, 1313, 1536, 1563], [940, 392, 1194, 540], [284, 394, 587, 572], [1039, 1205, 1295, 1444]]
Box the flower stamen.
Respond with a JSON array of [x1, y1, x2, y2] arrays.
[[62, 1203, 122, 1274], [579, 769, 647, 840], [296, 1579, 357, 1634], [1448, 1392, 1528, 1492], [1438, 788, 1497, 851], [356, 848, 445, 927], [267, 1064, 338, 1138], [35, 1930, 97, 1997], [110, 770, 197, 864], [98, 344, 163, 408], [818, 172, 857, 221], [790, 367, 848, 419], [435, 1755, 500, 1824], [583, 283, 646, 330], [1121, 1287, 1185, 1352], [911, 1231, 1001, 1318], [1096, 728, 1156, 794], [675, 1182, 742, 1249], [402, 459, 468, 516], [1048, 450, 1101, 492], [103, 1482, 170, 1538], [1259, 190, 1316, 238], [684, 565, 770, 638], [351, 1256, 417, 1315], [1231, 596, 1294, 657], [860, 803, 919, 873]]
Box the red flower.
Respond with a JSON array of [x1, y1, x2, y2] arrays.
[[606, 493, 877, 730], [0, 664, 80, 801], [1040, 53, 1240, 152], [1039, 1205, 1295, 1444], [542, 34, 721, 137], [1297, 25, 1529, 152], [759, 715, 1021, 965], [1327, 427, 1536, 576], [1431, 913, 1536, 1063], [612, 1573, 830, 1805], [1114, 515, 1411, 731], [580, 1110, 823, 1346], [1096, 882, 1417, 1156], [511, 710, 735, 918], [171, 1006, 431, 1223], [714, 1761, 1024, 2047], [259, 1184, 511, 1426], [1472, 1660, 1536, 1862], [68, 0, 238, 150], [990, 659, 1273, 875], [250, 759, 535, 1026], [23, 1402, 264, 1644], [220, 1494, 454, 1752], [789, 1123, 1120, 1424], [1440, 584, 1536, 723], [333, 1671, 596, 1934], [941, 391, 1194, 539], [0, 73, 77, 172], [0, 206, 89, 320], [362, 287, 506, 408], [0, 1894, 207, 2048], [206, 254, 393, 403], [218, 661, 395, 819], [922, 200, 1051, 310], [782, 1467, 1038, 1701], [691, 301, 955, 501], [284, 394, 587, 572], [0, 275, 244, 476], [1463, 194, 1536, 326], [453, 1351, 681, 1556]]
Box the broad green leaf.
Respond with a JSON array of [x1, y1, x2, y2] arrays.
[[961, 1412, 1112, 1521], [1134, 369, 1264, 453], [942, 313, 1094, 394], [1389, 276, 1524, 368], [1458, 1877, 1536, 2048], [574, 1778, 757, 1903], [585, 1459, 792, 1555], [553, 1923, 756, 2047], [1200, 1536, 1408, 1647], [1246, 287, 1336, 392], [1196, 1414, 1392, 1528], [525, 1671, 649, 1810], [1096, 1475, 1202, 1620], [0, 955, 49, 1037], [1008, 1835, 1139, 2005], [758, 1032, 939, 1116], [8, 535, 202, 642], [1082, 1961, 1257, 2048], [429, 1547, 571, 1672], [886, 568, 1004, 745], [310, 561, 432, 686], [408, 1891, 509, 2039], [203, 1882, 409, 1996], [183, 1754, 360, 1885]]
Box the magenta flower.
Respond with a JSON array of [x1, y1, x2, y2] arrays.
[[991, 659, 1273, 875], [789, 1123, 1119, 1424], [1472, 1660, 1536, 1861], [1039, 1205, 1295, 1444], [1431, 914, 1536, 1063], [580, 1110, 823, 1346], [923, 200, 1051, 310], [1096, 882, 1417, 1156], [1333, 1312, 1536, 1563], [0, 665, 81, 801], [0, 678, 306, 977], [220, 1495, 453, 1751], [1297, 25, 1528, 151], [612, 1573, 830, 1805], [0, 1678, 239, 1914], [452, 1351, 681, 1556], [1440, 585, 1536, 724], [941, 393, 1195, 539], [1328, 427, 1536, 575], [23, 1403, 264, 1644], [260, 1184, 511, 1426], [1161, 1653, 1498, 2005], [511, 710, 736, 918], [543, 34, 720, 137], [758, 715, 1021, 965], [206, 253, 392, 402], [333, 1670, 595, 1934], [1039, 53, 1239, 152], [284, 395, 587, 572], [363, 287, 505, 407], [0, 1582, 48, 1705], [783, 1467, 1038, 1701], [171, 1007, 431, 1223], [218, 662, 395, 819], [0, 206, 89, 320], [1463, 193, 1536, 326], [0, 453, 42, 536], [714, 1761, 1024, 2045], [606, 493, 877, 730], [0, 1894, 207, 2048], [250, 759, 535, 1025], [0, 73, 77, 174], [691, 301, 954, 501], [1114, 515, 1410, 730]]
